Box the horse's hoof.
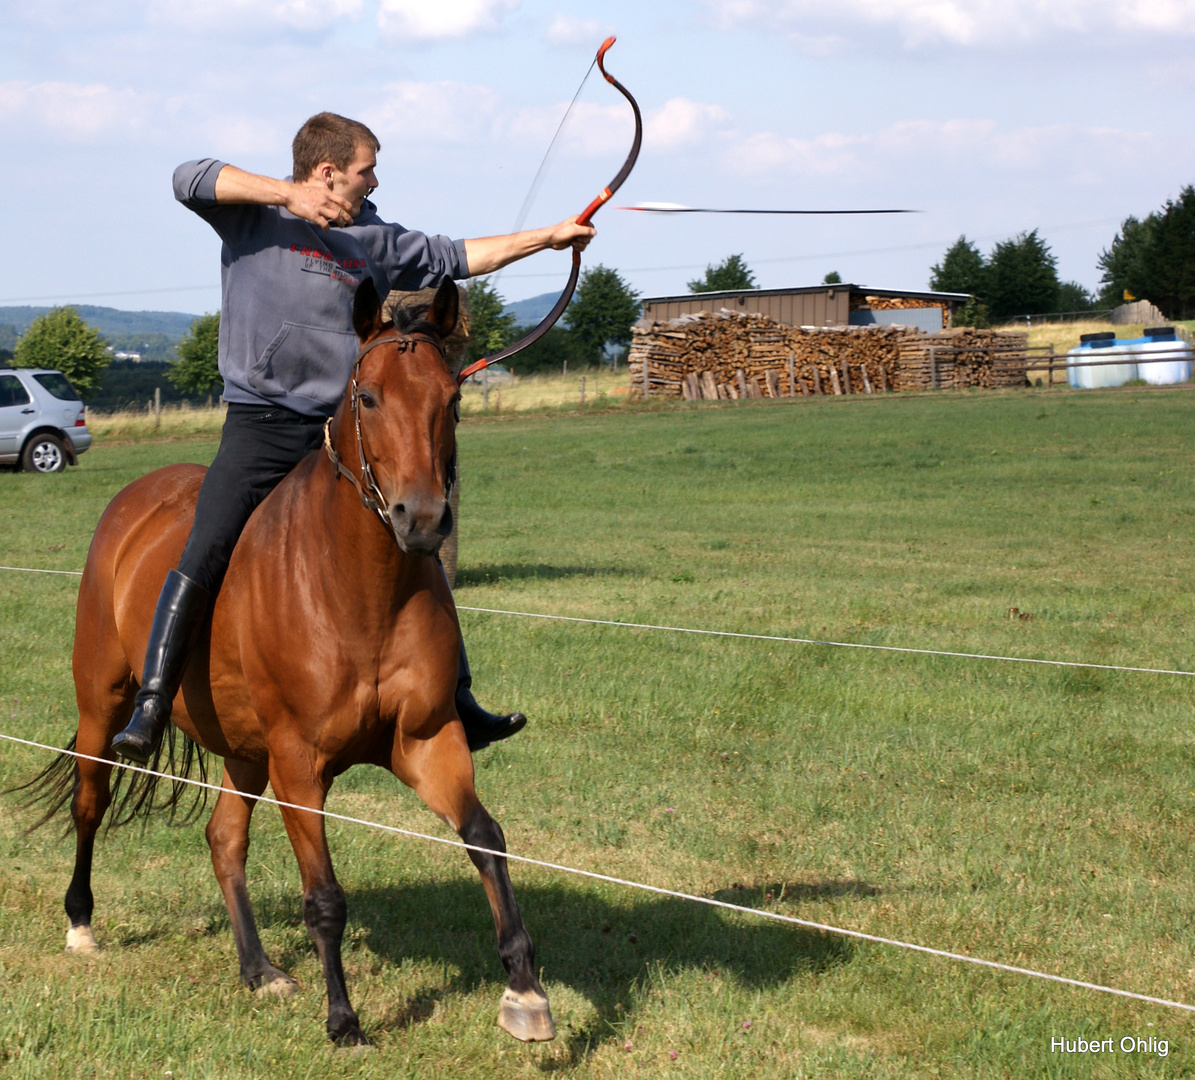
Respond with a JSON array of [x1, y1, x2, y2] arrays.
[[65, 925, 99, 954], [255, 972, 299, 998], [497, 988, 556, 1042], [333, 1028, 373, 1050]]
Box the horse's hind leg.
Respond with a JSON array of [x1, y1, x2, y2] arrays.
[[65, 590, 136, 953], [64, 687, 131, 953], [206, 760, 298, 997], [397, 730, 556, 1042]]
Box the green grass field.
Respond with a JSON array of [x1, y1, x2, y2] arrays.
[[2, 387, 1195, 1077]]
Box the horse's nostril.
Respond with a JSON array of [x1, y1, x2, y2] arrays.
[[393, 503, 406, 516]]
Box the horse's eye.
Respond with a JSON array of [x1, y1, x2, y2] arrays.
[[359, 391, 377, 409], [451, 399, 461, 423]]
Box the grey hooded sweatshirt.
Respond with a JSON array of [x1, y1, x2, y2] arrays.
[[174, 159, 470, 417]]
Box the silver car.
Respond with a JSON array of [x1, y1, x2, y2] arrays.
[[0, 367, 92, 473]]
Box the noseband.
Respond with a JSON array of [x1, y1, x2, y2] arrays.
[[323, 330, 458, 544]]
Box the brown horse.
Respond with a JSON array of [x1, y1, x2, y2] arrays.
[[45, 278, 554, 1046]]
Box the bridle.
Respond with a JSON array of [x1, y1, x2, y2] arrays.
[[323, 329, 458, 545]]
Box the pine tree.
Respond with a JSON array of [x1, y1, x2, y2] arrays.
[[985, 230, 1060, 320], [929, 236, 987, 297]]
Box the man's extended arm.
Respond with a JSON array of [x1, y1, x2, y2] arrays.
[[463, 219, 595, 277], [211, 165, 355, 230]]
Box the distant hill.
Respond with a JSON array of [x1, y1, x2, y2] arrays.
[[0, 305, 200, 340], [502, 291, 566, 327]]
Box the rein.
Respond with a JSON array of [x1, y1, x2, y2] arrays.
[[323, 330, 457, 545]]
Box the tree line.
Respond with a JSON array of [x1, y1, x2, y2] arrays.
[[930, 184, 1195, 325], [26, 180, 1186, 401], [2, 264, 650, 404]]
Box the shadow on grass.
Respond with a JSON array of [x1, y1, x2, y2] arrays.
[[455, 563, 628, 587], [271, 877, 862, 1065]]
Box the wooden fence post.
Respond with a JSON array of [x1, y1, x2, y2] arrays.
[[154, 387, 161, 431], [787, 354, 795, 397]]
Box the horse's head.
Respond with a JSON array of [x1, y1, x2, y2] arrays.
[[332, 277, 461, 556]]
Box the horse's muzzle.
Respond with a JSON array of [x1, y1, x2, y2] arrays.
[[387, 493, 452, 556]]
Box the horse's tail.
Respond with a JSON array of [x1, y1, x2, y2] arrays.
[[107, 726, 212, 830], [9, 727, 212, 834], [8, 735, 79, 834]]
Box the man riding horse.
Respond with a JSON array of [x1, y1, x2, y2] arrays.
[[111, 111, 594, 764]]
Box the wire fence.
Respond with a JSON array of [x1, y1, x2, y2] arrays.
[[2, 730, 1192, 1015], [4, 561, 1195, 1014], [2, 566, 1191, 679]]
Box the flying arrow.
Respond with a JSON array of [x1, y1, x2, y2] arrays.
[[616, 202, 919, 215]]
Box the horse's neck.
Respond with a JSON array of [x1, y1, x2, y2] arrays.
[[306, 441, 425, 620]]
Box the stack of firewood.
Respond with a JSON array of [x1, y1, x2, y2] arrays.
[[628, 310, 1028, 398], [896, 328, 1029, 390]]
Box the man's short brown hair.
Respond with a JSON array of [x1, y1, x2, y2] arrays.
[[292, 112, 380, 181]]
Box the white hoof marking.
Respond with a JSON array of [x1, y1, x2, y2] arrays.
[[497, 988, 556, 1042], [66, 925, 99, 954], [257, 975, 299, 998]]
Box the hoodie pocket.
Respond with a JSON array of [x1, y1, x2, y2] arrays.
[[248, 322, 357, 405]]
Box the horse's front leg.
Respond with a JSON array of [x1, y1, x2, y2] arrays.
[[395, 725, 556, 1042], [267, 755, 367, 1045], [206, 759, 298, 996]]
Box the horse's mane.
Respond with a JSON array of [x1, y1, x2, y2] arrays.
[[384, 284, 468, 373], [389, 304, 448, 346]]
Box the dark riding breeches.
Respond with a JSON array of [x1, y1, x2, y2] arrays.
[[176, 403, 326, 594]]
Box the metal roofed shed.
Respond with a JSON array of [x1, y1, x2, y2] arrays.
[[639, 284, 971, 333]]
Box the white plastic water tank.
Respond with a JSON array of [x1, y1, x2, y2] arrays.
[[1128, 327, 1192, 385], [1066, 332, 1136, 389]]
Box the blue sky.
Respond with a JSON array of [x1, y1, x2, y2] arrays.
[[3, 0, 1194, 313]]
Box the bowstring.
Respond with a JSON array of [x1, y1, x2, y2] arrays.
[[488, 54, 599, 295]]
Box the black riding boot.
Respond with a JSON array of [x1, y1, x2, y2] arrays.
[[111, 569, 210, 764], [456, 641, 526, 752]]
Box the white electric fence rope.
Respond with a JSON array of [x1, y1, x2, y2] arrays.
[[462, 606, 1195, 677], [1, 730, 1192, 1015], [2, 565, 1192, 679]]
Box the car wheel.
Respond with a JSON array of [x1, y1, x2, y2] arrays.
[[21, 433, 68, 473]]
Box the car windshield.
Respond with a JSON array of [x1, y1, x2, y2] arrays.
[[32, 372, 80, 401]]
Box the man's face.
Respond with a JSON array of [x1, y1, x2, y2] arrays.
[[331, 144, 378, 217]]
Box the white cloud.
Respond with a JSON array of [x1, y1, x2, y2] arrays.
[[376, 0, 518, 40], [0, 81, 150, 142], [363, 82, 641, 158], [148, 0, 362, 32], [507, 101, 638, 158], [544, 14, 615, 47], [645, 98, 734, 150], [723, 117, 1161, 183], [364, 81, 503, 144], [697, 0, 1195, 48]]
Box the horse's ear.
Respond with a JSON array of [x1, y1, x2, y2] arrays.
[[352, 278, 384, 343], [428, 278, 459, 337]]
